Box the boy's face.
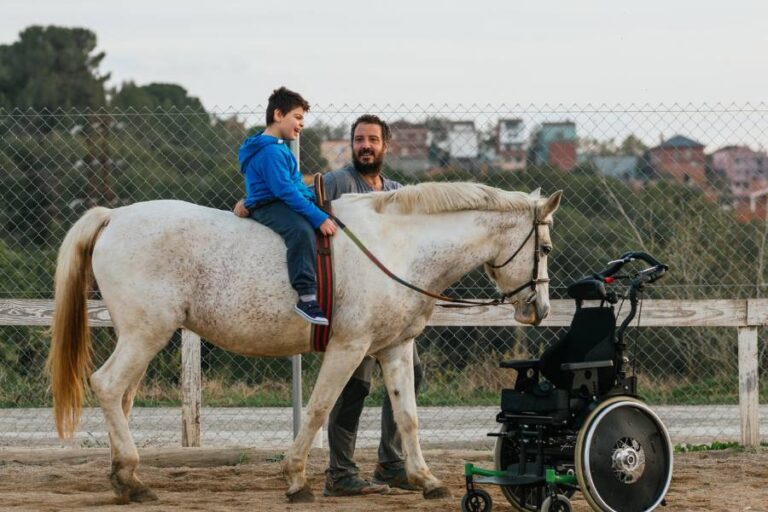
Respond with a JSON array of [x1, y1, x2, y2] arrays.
[[272, 106, 305, 141]]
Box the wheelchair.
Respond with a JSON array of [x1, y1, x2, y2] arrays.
[[462, 252, 673, 512]]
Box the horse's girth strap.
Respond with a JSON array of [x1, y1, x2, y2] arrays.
[[312, 173, 334, 352]]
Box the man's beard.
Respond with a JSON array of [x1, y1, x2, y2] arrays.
[[352, 150, 385, 175]]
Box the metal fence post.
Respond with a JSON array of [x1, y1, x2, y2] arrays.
[[289, 135, 323, 448], [291, 135, 304, 440]]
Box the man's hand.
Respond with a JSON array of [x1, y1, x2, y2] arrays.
[[319, 218, 337, 236], [233, 199, 249, 218]]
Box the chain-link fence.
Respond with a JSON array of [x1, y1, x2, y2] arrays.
[[1, 103, 767, 448]]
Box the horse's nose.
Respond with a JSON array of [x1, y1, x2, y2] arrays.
[[536, 301, 550, 323]]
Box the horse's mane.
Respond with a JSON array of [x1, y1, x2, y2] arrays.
[[350, 182, 532, 214]]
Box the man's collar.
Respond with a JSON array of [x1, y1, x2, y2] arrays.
[[347, 163, 387, 181]]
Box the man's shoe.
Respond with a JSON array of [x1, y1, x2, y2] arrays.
[[294, 299, 329, 325], [323, 474, 389, 497], [371, 463, 419, 491]]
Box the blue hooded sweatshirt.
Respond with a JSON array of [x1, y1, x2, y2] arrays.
[[239, 132, 328, 228]]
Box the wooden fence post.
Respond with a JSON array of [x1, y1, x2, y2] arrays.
[[737, 325, 760, 447], [181, 329, 202, 447]]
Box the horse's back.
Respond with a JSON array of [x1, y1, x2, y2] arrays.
[[91, 200, 310, 355]]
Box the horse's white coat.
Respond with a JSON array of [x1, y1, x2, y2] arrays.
[[58, 182, 561, 500]]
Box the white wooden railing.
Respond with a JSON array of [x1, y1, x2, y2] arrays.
[[0, 298, 764, 447]]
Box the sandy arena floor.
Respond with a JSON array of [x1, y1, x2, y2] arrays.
[[1, 446, 767, 511]]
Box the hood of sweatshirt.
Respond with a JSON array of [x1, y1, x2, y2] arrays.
[[238, 132, 282, 172]]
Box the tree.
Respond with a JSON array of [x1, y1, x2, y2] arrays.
[[619, 134, 648, 156], [0, 26, 108, 113], [311, 121, 347, 141], [111, 82, 206, 113], [579, 137, 617, 156], [110, 82, 214, 154], [298, 128, 327, 173]]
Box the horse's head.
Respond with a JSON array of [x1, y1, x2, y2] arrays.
[[484, 189, 562, 326]]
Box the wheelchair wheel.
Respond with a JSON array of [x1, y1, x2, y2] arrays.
[[494, 423, 574, 511], [541, 494, 573, 512], [461, 489, 493, 512], [575, 397, 673, 512]]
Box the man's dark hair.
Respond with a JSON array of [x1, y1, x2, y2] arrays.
[[266, 87, 310, 125], [350, 114, 391, 144]]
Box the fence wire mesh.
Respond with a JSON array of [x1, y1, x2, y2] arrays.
[[1, 103, 767, 448]]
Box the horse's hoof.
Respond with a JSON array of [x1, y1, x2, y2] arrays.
[[129, 487, 158, 502], [423, 486, 452, 499], [286, 484, 315, 503]]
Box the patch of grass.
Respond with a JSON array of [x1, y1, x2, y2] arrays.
[[639, 375, 768, 406], [675, 441, 743, 453]]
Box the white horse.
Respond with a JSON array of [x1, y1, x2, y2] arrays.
[[48, 182, 561, 503]]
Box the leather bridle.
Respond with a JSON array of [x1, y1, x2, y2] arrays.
[[487, 207, 551, 305], [331, 205, 549, 308]]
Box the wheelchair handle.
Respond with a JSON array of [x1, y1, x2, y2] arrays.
[[632, 264, 668, 286], [596, 251, 667, 280]]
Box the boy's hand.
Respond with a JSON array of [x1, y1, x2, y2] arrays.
[[319, 218, 337, 236], [233, 199, 249, 218]]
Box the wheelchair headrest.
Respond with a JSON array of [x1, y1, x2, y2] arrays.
[[567, 277, 608, 301]]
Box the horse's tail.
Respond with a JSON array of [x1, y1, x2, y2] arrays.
[[48, 206, 111, 439]]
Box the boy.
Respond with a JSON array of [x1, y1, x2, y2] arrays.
[[239, 87, 337, 325]]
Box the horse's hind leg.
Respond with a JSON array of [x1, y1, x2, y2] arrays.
[[90, 329, 172, 503]]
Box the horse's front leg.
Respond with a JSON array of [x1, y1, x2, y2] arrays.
[[283, 340, 369, 502], [377, 340, 451, 500]]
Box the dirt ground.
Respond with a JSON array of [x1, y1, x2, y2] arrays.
[[0, 446, 767, 511]]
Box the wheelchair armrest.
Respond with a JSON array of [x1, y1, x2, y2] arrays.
[[500, 359, 542, 370], [560, 360, 614, 371]]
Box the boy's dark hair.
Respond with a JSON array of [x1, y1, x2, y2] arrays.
[[266, 87, 310, 125], [350, 114, 391, 144]]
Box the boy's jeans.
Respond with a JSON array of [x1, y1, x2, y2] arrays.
[[249, 200, 317, 296]]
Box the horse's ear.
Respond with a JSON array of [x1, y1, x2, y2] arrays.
[[528, 188, 541, 199], [541, 190, 563, 218]]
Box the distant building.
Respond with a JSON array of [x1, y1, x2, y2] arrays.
[[496, 118, 526, 171], [390, 120, 430, 159], [645, 135, 706, 187], [448, 121, 479, 160], [746, 186, 768, 221], [590, 155, 640, 181], [711, 145, 768, 197], [388, 120, 431, 173], [320, 140, 351, 172], [529, 122, 577, 171]]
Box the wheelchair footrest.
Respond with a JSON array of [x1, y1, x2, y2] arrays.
[[475, 473, 544, 486]]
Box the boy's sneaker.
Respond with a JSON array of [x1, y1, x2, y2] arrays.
[[294, 299, 329, 325], [372, 463, 419, 491], [323, 474, 389, 496]]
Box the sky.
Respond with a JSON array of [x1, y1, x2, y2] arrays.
[[3, 0, 767, 112]]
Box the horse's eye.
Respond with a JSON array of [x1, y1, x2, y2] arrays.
[[541, 244, 552, 255]]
